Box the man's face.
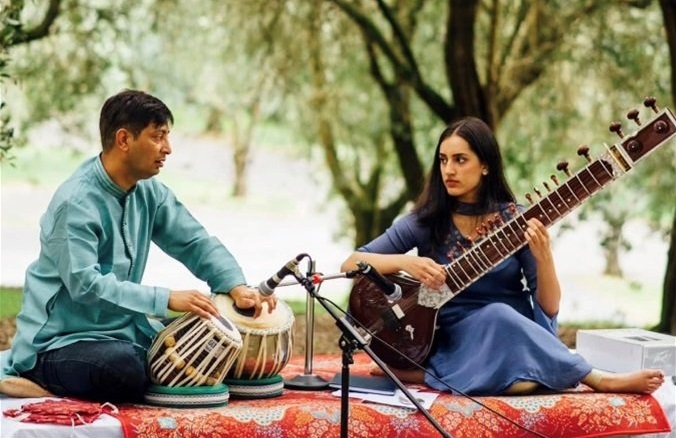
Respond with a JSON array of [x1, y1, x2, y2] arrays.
[[125, 123, 172, 181]]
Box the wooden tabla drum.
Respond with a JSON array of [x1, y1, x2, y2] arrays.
[[213, 293, 295, 380], [147, 312, 243, 387]]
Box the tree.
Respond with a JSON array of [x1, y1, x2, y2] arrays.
[[1, 0, 62, 161], [317, 1, 668, 248], [290, 0, 675, 330], [154, 1, 285, 198]]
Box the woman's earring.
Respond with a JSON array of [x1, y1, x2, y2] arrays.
[[482, 169, 489, 176]]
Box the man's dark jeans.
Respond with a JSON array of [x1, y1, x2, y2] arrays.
[[23, 340, 149, 403]]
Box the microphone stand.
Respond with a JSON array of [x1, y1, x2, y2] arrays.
[[284, 258, 331, 390], [280, 261, 362, 390], [290, 267, 451, 438]]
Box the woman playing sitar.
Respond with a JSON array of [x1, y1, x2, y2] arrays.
[[341, 117, 664, 396]]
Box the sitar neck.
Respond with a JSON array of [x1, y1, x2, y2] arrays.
[[443, 103, 676, 296]]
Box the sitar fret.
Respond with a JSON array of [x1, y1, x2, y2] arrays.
[[462, 245, 484, 273]]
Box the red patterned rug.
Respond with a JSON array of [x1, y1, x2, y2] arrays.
[[108, 353, 671, 438]]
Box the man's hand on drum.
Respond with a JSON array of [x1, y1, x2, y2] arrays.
[[229, 285, 277, 318], [168, 290, 220, 319]]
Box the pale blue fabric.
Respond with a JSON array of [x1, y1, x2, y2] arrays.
[[359, 205, 592, 395], [3, 155, 246, 377]]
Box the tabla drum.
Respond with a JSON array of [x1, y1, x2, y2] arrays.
[[147, 312, 243, 387], [213, 293, 295, 380]]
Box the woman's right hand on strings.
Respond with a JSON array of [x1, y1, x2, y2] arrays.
[[168, 290, 220, 319], [342, 252, 446, 290], [403, 256, 447, 290]]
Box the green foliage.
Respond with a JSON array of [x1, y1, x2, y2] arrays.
[[2, 0, 674, 290], [0, 101, 16, 163], [498, 1, 673, 269], [0, 0, 23, 162]]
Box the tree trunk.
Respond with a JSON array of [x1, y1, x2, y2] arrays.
[[205, 106, 223, 134], [656, 213, 676, 334], [231, 99, 260, 198], [231, 135, 248, 198], [446, 0, 491, 125], [657, 0, 676, 335], [601, 220, 625, 278]]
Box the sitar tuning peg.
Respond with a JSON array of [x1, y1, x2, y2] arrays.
[[550, 174, 559, 186], [525, 193, 533, 205], [577, 145, 591, 163], [644, 96, 659, 113], [543, 182, 551, 192], [609, 121, 624, 139], [533, 187, 542, 198], [627, 109, 641, 126], [556, 160, 572, 177]]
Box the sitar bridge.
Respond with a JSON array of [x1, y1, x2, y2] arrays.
[[381, 304, 405, 330]]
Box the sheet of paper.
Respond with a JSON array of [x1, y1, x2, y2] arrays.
[[331, 388, 439, 410]]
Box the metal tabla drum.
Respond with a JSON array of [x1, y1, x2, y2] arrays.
[[213, 293, 295, 380], [147, 312, 243, 387]]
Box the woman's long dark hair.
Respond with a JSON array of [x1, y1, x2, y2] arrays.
[[413, 117, 515, 248]]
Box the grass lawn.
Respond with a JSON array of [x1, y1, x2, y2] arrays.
[[0, 287, 23, 318], [0, 286, 337, 319]]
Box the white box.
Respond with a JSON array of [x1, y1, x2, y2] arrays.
[[576, 328, 676, 376]]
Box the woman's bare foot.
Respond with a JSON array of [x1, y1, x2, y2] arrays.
[[369, 363, 425, 384], [583, 369, 665, 394]]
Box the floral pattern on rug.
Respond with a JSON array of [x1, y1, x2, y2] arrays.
[[110, 353, 671, 438]]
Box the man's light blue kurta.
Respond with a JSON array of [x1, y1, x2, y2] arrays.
[[3, 156, 246, 376]]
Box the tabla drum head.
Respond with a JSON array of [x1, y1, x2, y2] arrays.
[[213, 293, 294, 332]]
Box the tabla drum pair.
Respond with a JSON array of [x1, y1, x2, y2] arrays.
[[145, 293, 294, 405]]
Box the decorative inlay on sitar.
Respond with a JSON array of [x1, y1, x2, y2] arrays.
[[349, 97, 676, 370]]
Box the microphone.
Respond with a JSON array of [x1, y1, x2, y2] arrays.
[[258, 254, 305, 296], [356, 261, 402, 302]]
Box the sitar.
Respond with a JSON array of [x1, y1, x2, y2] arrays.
[[348, 97, 676, 370]]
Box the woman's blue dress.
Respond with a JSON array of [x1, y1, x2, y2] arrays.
[[359, 205, 592, 395]]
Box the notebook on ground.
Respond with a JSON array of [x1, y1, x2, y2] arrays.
[[329, 373, 397, 396]]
